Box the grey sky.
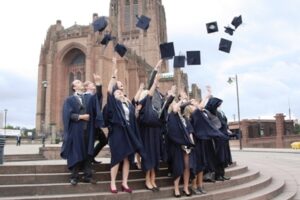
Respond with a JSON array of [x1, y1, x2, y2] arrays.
[[0, 0, 299, 128]]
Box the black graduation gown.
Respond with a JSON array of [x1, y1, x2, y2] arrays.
[[61, 96, 95, 169], [190, 108, 226, 172], [106, 93, 145, 168], [138, 95, 163, 171], [205, 97, 231, 167], [217, 111, 233, 166], [167, 112, 195, 179]]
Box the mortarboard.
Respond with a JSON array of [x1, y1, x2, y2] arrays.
[[136, 15, 151, 31], [173, 56, 185, 68], [93, 16, 108, 32], [231, 15, 242, 29], [100, 33, 116, 45], [219, 38, 232, 53], [224, 26, 235, 36], [114, 43, 127, 57], [206, 21, 219, 33], [186, 51, 201, 65], [159, 42, 175, 59]]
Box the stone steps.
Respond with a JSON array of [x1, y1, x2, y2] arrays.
[[0, 164, 252, 199], [0, 161, 293, 200], [4, 154, 46, 162]]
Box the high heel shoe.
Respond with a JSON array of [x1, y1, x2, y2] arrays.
[[145, 184, 155, 191], [121, 185, 133, 193], [173, 190, 181, 198], [182, 189, 192, 196], [110, 186, 118, 194]]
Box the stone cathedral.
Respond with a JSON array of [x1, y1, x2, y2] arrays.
[[35, 0, 201, 137]]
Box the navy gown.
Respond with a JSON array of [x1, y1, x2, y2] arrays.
[[138, 95, 163, 171], [190, 108, 226, 173], [61, 96, 95, 169], [205, 97, 232, 167], [105, 93, 145, 168], [167, 112, 195, 179]]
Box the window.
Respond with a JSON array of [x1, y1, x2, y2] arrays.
[[124, 0, 131, 31], [133, 0, 139, 26]]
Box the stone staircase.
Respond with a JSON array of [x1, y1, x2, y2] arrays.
[[0, 161, 296, 200], [4, 154, 46, 162]]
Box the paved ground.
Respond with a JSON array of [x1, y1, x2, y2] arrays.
[[2, 144, 300, 199]]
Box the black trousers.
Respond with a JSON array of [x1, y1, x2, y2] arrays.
[[93, 128, 108, 158], [71, 130, 92, 180], [70, 156, 93, 180]]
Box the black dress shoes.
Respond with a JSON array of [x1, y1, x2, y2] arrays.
[[222, 176, 231, 180], [215, 176, 225, 181], [70, 178, 78, 186], [91, 159, 101, 164]]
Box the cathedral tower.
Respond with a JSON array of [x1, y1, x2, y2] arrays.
[[109, 0, 168, 71]]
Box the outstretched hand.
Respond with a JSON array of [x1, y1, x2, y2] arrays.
[[93, 73, 102, 85], [139, 83, 145, 90], [154, 59, 163, 71]]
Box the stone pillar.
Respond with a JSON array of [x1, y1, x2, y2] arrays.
[[241, 120, 250, 148], [275, 113, 285, 148], [50, 124, 56, 144]]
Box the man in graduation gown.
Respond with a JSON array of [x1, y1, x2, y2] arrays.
[[204, 97, 232, 181], [61, 79, 96, 185], [83, 76, 107, 164]]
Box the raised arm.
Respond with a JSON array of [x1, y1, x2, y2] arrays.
[[134, 83, 145, 102], [147, 59, 163, 90], [108, 57, 118, 94], [198, 85, 212, 109], [148, 74, 160, 96]]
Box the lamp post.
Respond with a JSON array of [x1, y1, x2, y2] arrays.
[[42, 81, 48, 147], [4, 109, 7, 136], [228, 74, 242, 150]]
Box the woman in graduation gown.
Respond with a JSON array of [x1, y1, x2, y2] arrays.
[[167, 99, 195, 197], [105, 58, 145, 193]]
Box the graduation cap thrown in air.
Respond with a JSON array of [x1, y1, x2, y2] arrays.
[[136, 15, 151, 31], [114, 43, 127, 57], [206, 21, 219, 33], [224, 26, 235, 36], [100, 33, 116, 45], [93, 16, 108, 32], [231, 15, 242, 29], [173, 55, 185, 68], [186, 51, 201, 65], [219, 38, 232, 53], [159, 42, 175, 59]]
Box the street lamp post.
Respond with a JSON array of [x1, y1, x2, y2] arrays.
[[4, 109, 7, 136], [228, 74, 242, 150], [42, 81, 48, 147]]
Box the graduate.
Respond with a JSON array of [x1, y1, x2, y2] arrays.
[[138, 60, 165, 191], [106, 57, 145, 194], [188, 97, 227, 183], [167, 99, 195, 197], [204, 97, 232, 181], [61, 80, 96, 185], [85, 74, 107, 164], [175, 90, 206, 195]]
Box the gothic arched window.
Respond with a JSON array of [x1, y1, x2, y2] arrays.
[[133, 0, 139, 26], [124, 0, 131, 31]]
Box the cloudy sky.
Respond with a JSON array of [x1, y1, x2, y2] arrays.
[[0, 0, 299, 128]]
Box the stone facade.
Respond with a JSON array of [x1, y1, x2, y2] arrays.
[[35, 0, 200, 136], [228, 113, 300, 148]]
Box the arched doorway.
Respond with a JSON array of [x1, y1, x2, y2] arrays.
[[62, 48, 86, 95]]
